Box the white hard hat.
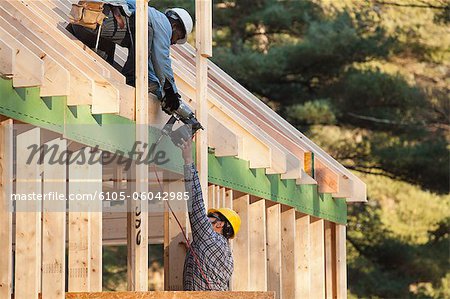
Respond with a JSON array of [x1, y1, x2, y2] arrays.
[[165, 8, 193, 44]]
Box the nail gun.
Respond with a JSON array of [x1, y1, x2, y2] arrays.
[[156, 96, 203, 147]]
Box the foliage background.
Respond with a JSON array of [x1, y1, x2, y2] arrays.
[[103, 1, 449, 297]]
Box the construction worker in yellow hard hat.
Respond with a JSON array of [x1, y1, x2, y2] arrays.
[[179, 138, 241, 291], [207, 208, 241, 239]]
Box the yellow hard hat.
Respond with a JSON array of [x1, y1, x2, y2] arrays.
[[208, 208, 241, 239]]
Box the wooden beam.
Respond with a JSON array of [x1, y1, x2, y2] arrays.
[[66, 291, 276, 299], [25, 0, 136, 119], [208, 115, 239, 157], [0, 26, 69, 97], [310, 217, 325, 298], [42, 138, 67, 299], [10, 0, 108, 80], [335, 224, 347, 299], [266, 203, 282, 299], [225, 189, 233, 209], [0, 35, 43, 88], [208, 106, 271, 169], [208, 184, 216, 209], [90, 151, 103, 292], [164, 179, 188, 291], [0, 11, 95, 106], [231, 193, 250, 290], [324, 221, 337, 299], [0, 119, 13, 299], [68, 149, 92, 292], [103, 212, 164, 245], [195, 0, 210, 209], [1, 1, 120, 114], [315, 158, 339, 194], [281, 207, 296, 299], [176, 44, 367, 202], [15, 127, 42, 299], [128, 0, 149, 291], [25, 0, 125, 82], [295, 213, 311, 299], [0, 39, 14, 79], [196, 0, 212, 57], [249, 198, 267, 291]]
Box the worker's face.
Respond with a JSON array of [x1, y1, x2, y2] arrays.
[[208, 213, 224, 234], [170, 22, 186, 45]]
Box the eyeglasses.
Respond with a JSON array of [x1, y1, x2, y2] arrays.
[[208, 213, 222, 224]]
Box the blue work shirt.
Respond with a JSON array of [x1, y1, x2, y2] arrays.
[[126, 0, 178, 98], [92, 0, 132, 16]]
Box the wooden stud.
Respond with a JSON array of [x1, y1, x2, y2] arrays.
[[310, 217, 325, 298], [208, 184, 216, 209], [266, 203, 282, 299], [90, 151, 103, 292], [215, 185, 222, 208], [295, 213, 311, 299], [196, 0, 212, 57], [335, 224, 347, 299], [0, 119, 13, 299], [249, 197, 267, 291], [281, 207, 296, 299], [128, 0, 149, 292], [164, 178, 189, 291], [231, 193, 250, 290], [68, 148, 91, 292], [42, 138, 67, 299], [225, 189, 233, 210], [0, 35, 43, 87], [195, 0, 211, 211], [0, 39, 14, 79], [220, 187, 226, 208], [324, 221, 337, 299], [15, 127, 42, 299]]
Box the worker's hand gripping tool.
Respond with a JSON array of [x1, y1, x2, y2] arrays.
[[157, 94, 203, 147]]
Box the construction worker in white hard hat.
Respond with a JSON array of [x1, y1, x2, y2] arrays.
[[179, 138, 242, 291], [67, 0, 192, 112]]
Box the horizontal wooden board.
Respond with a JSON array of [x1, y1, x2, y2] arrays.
[[66, 291, 275, 299]]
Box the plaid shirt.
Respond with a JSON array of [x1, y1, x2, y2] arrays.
[[182, 163, 233, 291]]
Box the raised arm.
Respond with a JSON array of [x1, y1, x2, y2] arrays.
[[181, 140, 214, 243]]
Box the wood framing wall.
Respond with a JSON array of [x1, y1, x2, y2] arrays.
[[0, 123, 347, 298], [0, 0, 355, 296]]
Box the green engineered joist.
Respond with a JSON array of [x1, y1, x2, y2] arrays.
[[208, 155, 346, 224], [0, 79, 65, 132], [0, 78, 347, 223]]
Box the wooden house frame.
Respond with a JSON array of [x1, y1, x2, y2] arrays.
[[0, 1, 366, 298]]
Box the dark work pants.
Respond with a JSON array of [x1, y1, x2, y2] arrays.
[[67, 10, 157, 94]]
